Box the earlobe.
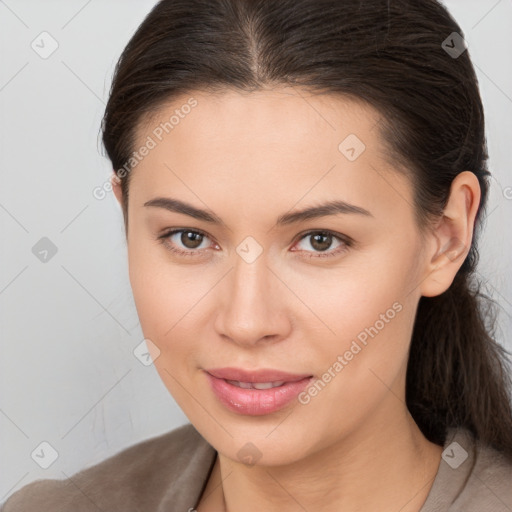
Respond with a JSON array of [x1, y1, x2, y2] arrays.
[[420, 171, 481, 298], [111, 171, 123, 205]]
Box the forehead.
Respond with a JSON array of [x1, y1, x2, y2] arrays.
[[136, 87, 382, 156], [129, 87, 414, 226]]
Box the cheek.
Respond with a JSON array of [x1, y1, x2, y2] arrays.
[[127, 246, 204, 409], [298, 295, 417, 444], [292, 242, 422, 420], [302, 278, 414, 395], [128, 237, 192, 328], [127, 242, 217, 374], [127, 242, 184, 351], [289, 240, 419, 341]]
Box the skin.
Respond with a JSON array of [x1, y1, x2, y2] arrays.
[[112, 87, 481, 512]]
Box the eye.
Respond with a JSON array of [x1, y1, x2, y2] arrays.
[[291, 230, 352, 258], [157, 228, 352, 259], [157, 228, 215, 257]]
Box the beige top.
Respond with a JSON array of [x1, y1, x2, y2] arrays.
[[2, 423, 511, 511]]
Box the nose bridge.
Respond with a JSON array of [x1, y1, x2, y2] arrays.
[[215, 244, 290, 345]]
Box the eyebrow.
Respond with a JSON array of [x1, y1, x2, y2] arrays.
[[143, 197, 373, 226]]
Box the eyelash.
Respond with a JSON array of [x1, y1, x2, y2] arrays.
[[156, 228, 353, 259]]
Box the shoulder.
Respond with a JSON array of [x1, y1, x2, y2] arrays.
[[430, 427, 512, 511], [1, 423, 215, 512], [456, 429, 512, 510]]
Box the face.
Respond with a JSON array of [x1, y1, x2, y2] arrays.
[[118, 87, 433, 466]]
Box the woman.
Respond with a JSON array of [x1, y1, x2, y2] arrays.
[[3, 0, 512, 511]]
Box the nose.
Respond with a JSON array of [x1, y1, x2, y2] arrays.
[[214, 251, 292, 348]]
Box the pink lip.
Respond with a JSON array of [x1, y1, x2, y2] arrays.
[[204, 367, 314, 416], [206, 367, 311, 383]]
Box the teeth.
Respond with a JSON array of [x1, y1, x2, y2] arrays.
[[231, 380, 253, 389], [253, 381, 285, 389], [226, 380, 285, 389]]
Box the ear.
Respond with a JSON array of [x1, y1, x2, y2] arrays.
[[420, 171, 481, 298], [111, 171, 123, 205]]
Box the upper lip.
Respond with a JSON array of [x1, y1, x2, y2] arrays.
[[205, 367, 313, 383]]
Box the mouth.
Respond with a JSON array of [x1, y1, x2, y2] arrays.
[[224, 379, 287, 390], [204, 367, 314, 416]]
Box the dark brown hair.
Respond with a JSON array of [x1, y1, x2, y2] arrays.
[[101, 0, 512, 459]]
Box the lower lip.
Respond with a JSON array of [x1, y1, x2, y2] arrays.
[[205, 373, 314, 416]]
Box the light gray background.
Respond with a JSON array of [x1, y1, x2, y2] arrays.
[[1, 0, 511, 502]]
